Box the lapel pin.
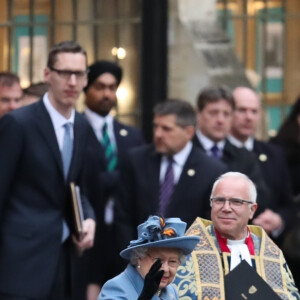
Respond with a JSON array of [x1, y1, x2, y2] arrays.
[[119, 129, 128, 137], [187, 169, 195, 176], [259, 154, 267, 162]]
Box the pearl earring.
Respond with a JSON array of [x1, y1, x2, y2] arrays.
[[137, 265, 141, 269]]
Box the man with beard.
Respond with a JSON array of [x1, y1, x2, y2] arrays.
[[84, 61, 144, 299]]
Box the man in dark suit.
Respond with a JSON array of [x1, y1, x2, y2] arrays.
[[84, 60, 144, 298], [228, 86, 294, 240], [193, 86, 271, 216], [0, 41, 97, 299], [115, 99, 227, 252]]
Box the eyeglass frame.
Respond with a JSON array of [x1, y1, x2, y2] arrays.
[[49, 66, 89, 80], [146, 253, 180, 268], [210, 197, 254, 208]]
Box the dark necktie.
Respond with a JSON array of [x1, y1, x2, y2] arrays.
[[159, 157, 174, 216], [211, 144, 221, 159], [101, 122, 117, 171], [61, 122, 73, 178]]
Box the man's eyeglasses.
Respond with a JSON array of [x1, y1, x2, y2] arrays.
[[49, 67, 88, 80], [146, 253, 180, 268], [210, 197, 254, 208]]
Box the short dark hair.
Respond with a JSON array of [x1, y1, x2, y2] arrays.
[[153, 99, 196, 127], [23, 82, 48, 98], [0, 72, 20, 87], [197, 86, 235, 111], [47, 40, 87, 69]]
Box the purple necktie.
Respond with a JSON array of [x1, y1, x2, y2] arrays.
[[159, 157, 174, 216], [211, 144, 221, 159]]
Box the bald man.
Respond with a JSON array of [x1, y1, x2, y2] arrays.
[[228, 87, 294, 243]]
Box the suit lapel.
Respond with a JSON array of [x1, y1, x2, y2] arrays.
[[222, 140, 236, 164], [148, 148, 161, 212], [169, 146, 198, 212], [192, 135, 205, 151], [113, 120, 122, 147], [69, 113, 85, 179], [35, 100, 64, 176]]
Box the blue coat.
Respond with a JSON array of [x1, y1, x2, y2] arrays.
[[98, 264, 178, 300]]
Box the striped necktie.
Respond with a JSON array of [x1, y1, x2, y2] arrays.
[[159, 157, 174, 216], [101, 122, 117, 171]]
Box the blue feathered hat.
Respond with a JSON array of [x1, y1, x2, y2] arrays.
[[120, 216, 200, 260]]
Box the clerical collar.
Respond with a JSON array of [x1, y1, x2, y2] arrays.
[[227, 237, 246, 245], [215, 228, 255, 255]]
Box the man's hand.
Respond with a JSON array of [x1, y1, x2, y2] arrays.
[[252, 209, 282, 234], [72, 218, 96, 253]]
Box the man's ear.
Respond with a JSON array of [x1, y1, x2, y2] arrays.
[[249, 203, 258, 220], [44, 67, 50, 82]]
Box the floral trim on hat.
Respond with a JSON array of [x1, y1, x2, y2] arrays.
[[129, 217, 177, 247]]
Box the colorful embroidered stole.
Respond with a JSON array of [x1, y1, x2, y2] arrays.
[[179, 218, 292, 300]]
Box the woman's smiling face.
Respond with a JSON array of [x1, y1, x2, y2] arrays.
[[137, 247, 181, 290]]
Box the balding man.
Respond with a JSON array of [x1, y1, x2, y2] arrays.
[[228, 86, 294, 242], [174, 172, 299, 300]]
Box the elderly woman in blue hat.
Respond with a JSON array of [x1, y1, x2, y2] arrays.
[[98, 215, 200, 300]]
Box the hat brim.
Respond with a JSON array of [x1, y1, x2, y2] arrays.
[[120, 236, 200, 260]]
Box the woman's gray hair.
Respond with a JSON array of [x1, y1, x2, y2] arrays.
[[129, 247, 187, 266], [130, 247, 148, 266], [210, 171, 257, 203]]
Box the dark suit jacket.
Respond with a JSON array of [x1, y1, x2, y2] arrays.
[[100, 119, 145, 194], [85, 117, 145, 284], [193, 136, 271, 216], [0, 100, 96, 298], [115, 144, 227, 250], [253, 140, 294, 226]]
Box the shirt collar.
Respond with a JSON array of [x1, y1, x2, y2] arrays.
[[84, 107, 113, 130], [196, 130, 225, 151], [227, 135, 254, 151], [43, 93, 75, 130], [162, 141, 193, 167]]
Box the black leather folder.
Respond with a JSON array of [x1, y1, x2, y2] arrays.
[[225, 260, 281, 299]]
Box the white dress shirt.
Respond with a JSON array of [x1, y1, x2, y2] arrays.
[[159, 141, 193, 184], [84, 108, 117, 152], [227, 135, 254, 151], [43, 93, 75, 149], [196, 130, 225, 157]]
